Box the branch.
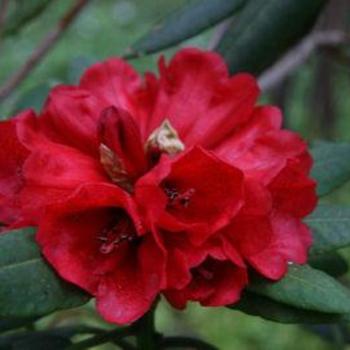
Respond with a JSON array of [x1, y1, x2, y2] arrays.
[[258, 30, 349, 92], [0, 0, 90, 102]]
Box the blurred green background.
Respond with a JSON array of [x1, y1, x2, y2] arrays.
[[1, 1, 349, 349]]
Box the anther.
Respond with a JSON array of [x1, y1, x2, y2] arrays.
[[98, 219, 137, 254], [164, 186, 195, 209]]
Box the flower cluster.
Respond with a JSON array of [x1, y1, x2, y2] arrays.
[[0, 49, 317, 324]]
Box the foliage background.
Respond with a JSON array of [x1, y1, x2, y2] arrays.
[[1, 1, 350, 349]]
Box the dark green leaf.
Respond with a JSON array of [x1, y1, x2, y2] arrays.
[[0, 230, 89, 318], [0, 332, 72, 350], [249, 264, 350, 314], [311, 141, 350, 196], [305, 204, 350, 255], [12, 335, 72, 350], [125, 0, 246, 58], [216, 0, 326, 75], [0, 317, 37, 333], [3, 0, 52, 37], [232, 291, 340, 324], [304, 324, 350, 344], [309, 252, 348, 277]]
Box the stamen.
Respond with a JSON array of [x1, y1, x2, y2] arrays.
[[98, 219, 137, 254], [164, 185, 195, 209]]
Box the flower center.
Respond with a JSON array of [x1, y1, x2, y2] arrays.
[[191, 258, 217, 281], [163, 185, 196, 209], [98, 216, 137, 254]]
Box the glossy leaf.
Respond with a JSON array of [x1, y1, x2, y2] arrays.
[[304, 324, 350, 344], [249, 264, 350, 314], [0, 317, 37, 333], [305, 204, 350, 255], [309, 251, 348, 277], [125, 0, 246, 58], [0, 332, 72, 350], [0, 230, 89, 318], [311, 141, 350, 196], [216, 0, 326, 75], [232, 291, 340, 324]]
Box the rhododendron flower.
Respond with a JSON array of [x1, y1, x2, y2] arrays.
[[0, 48, 317, 324]]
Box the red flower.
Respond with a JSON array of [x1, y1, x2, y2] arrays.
[[0, 48, 317, 324]]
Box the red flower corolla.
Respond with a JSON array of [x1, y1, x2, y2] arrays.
[[0, 48, 317, 324]]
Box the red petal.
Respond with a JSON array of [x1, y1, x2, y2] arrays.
[[215, 106, 309, 184], [37, 183, 142, 293], [0, 111, 31, 226], [222, 216, 273, 258], [165, 259, 247, 308], [136, 147, 244, 243], [98, 106, 147, 180], [96, 235, 164, 324], [20, 141, 107, 223], [157, 228, 208, 290], [248, 211, 312, 280], [145, 48, 259, 147], [165, 147, 244, 240], [39, 86, 104, 156], [79, 58, 142, 114], [201, 262, 247, 306], [239, 178, 272, 216], [215, 106, 282, 159], [269, 158, 317, 217]]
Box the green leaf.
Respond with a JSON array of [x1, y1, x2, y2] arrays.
[[0, 332, 72, 350], [12, 335, 72, 350], [309, 252, 348, 277], [0, 230, 89, 318], [0, 317, 37, 333], [311, 141, 350, 196], [3, 0, 52, 37], [305, 204, 350, 255], [249, 264, 350, 314], [216, 0, 326, 75], [232, 291, 340, 324], [125, 0, 246, 58]]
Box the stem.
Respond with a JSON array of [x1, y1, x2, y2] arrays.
[[66, 327, 134, 350], [135, 308, 157, 350]]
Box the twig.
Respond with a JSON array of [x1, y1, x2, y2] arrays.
[[258, 30, 350, 92], [0, 0, 90, 102]]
